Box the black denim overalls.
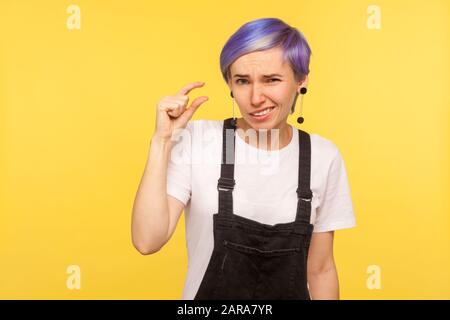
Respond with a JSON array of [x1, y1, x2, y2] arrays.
[[194, 118, 314, 300]]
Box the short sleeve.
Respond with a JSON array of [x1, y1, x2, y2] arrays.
[[313, 148, 356, 232], [166, 123, 192, 206]]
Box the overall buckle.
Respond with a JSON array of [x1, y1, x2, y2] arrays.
[[297, 188, 312, 202], [217, 177, 235, 192]]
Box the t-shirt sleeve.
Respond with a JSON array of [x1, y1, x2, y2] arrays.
[[166, 123, 192, 206], [313, 147, 356, 233]]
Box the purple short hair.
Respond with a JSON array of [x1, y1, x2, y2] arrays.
[[220, 17, 312, 84]]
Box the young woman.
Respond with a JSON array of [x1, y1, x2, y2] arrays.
[[132, 17, 356, 300]]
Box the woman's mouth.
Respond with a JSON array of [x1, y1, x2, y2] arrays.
[[249, 106, 275, 122]]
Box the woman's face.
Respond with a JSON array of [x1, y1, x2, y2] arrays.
[[227, 46, 307, 130]]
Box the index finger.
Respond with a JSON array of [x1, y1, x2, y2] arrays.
[[176, 81, 205, 96]]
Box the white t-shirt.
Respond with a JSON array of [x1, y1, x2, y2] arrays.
[[166, 119, 356, 300]]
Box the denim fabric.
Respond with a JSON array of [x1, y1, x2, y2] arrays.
[[194, 118, 313, 300], [194, 213, 314, 300]]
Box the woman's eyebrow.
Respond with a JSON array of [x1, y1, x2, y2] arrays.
[[233, 73, 283, 78]]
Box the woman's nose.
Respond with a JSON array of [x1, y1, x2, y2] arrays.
[[250, 85, 267, 105]]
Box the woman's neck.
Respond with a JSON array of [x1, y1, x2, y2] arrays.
[[235, 117, 292, 151]]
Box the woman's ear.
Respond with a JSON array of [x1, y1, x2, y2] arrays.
[[299, 75, 309, 88]]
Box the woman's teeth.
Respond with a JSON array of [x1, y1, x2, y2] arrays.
[[251, 107, 274, 116]]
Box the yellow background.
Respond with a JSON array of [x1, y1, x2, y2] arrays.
[[1, 0, 449, 299]]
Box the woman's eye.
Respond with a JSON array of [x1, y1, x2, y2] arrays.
[[236, 78, 280, 84]]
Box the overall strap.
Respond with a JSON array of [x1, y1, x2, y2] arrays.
[[217, 118, 236, 215], [295, 129, 313, 224]]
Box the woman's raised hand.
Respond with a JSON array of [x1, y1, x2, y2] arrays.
[[154, 81, 209, 141]]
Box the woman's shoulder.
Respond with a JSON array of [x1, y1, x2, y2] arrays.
[[181, 119, 223, 148], [186, 119, 223, 130], [308, 132, 341, 163], [185, 119, 223, 137]]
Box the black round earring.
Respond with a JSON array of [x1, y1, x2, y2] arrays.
[[230, 91, 237, 127], [297, 87, 307, 124]]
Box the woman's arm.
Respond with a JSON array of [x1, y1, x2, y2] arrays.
[[131, 82, 208, 255], [307, 231, 340, 299], [131, 136, 174, 255]]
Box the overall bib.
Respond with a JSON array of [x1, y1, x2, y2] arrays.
[[194, 118, 314, 300]]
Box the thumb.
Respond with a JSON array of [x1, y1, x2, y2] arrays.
[[180, 96, 209, 122]]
